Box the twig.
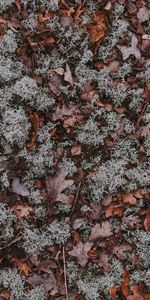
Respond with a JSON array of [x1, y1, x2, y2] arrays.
[[62, 244, 69, 300], [70, 181, 82, 216], [0, 234, 22, 251]]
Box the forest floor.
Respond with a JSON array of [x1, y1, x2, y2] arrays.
[[0, 0, 150, 300]]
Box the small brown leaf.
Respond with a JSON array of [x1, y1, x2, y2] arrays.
[[12, 178, 29, 196], [144, 207, 150, 231], [71, 144, 81, 156], [27, 272, 56, 292], [137, 7, 150, 23], [89, 221, 112, 241], [11, 204, 33, 218], [64, 63, 73, 85], [11, 258, 31, 276], [69, 241, 93, 267], [45, 168, 74, 203], [117, 35, 141, 60], [122, 190, 144, 205]]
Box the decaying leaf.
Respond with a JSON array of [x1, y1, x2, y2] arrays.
[[12, 178, 29, 196], [71, 144, 82, 156], [69, 241, 93, 267], [89, 221, 112, 241], [121, 270, 130, 297], [86, 11, 107, 43], [27, 272, 56, 292], [64, 63, 73, 85], [11, 257, 31, 276], [45, 168, 74, 203], [117, 35, 141, 60], [122, 190, 144, 205], [137, 7, 150, 23], [144, 207, 150, 231], [113, 244, 132, 260], [11, 204, 33, 218]]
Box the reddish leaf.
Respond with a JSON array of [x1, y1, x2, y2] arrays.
[[11, 258, 31, 276], [144, 207, 150, 231], [89, 221, 112, 241], [27, 272, 56, 292], [121, 270, 130, 297], [86, 11, 107, 43], [64, 63, 73, 85], [117, 35, 141, 60], [12, 178, 29, 196], [45, 168, 74, 203], [69, 241, 93, 267], [11, 204, 33, 218], [71, 144, 82, 156], [137, 7, 150, 23]]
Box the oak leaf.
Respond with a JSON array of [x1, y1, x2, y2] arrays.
[[86, 11, 107, 43], [144, 207, 150, 231], [45, 168, 74, 203], [12, 178, 29, 196], [69, 241, 93, 267], [117, 35, 141, 60], [27, 272, 56, 292], [64, 63, 73, 85], [89, 221, 112, 241]]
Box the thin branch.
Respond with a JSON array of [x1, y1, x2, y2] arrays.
[[62, 244, 69, 300], [70, 181, 82, 216]]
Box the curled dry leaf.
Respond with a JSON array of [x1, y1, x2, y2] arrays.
[[69, 241, 93, 267], [144, 207, 150, 231], [121, 270, 130, 297], [117, 35, 141, 60], [86, 11, 107, 43], [71, 144, 82, 156], [11, 204, 33, 218], [64, 63, 73, 85], [137, 7, 150, 23], [89, 221, 112, 241], [113, 244, 132, 260], [27, 272, 56, 292], [122, 190, 144, 205], [11, 257, 31, 276], [45, 168, 74, 203], [12, 178, 29, 196]]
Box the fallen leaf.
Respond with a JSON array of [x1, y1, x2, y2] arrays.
[[117, 35, 141, 60], [144, 207, 150, 231], [27, 272, 56, 292], [122, 190, 144, 205], [89, 221, 112, 241], [139, 123, 150, 136], [86, 11, 107, 43], [137, 7, 150, 23], [11, 204, 33, 218], [29, 112, 40, 132], [1, 290, 11, 300], [69, 241, 93, 267], [121, 270, 130, 297], [113, 244, 132, 260], [12, 178, 29, 196], [71, 144, 82, 156], [45, 168, 74, 203], [11, 258, 31, 276], [64, 63, 73, 85]]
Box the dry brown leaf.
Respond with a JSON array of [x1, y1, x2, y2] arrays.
[[29, 112, 40, 132], [69, 241, 93, 267], [11, 258, 31, 276], [89, 221, 112, 241], [11, 204, 33, 218], [86, 11, 107, 43], [45, 168, 74, 203], [144, 207, 150, 231], [113, 244, 132, 260], [137, 7, 150, 23], [121, 270, 130, 297], [12, 178, 29, 196], [117, 35, 141, 60], [64, 63, 73, 85], [122, 190, 144, 205], [27, 272, 56, 292], [1, 290, 11, 300], [71, 144, 82, 156]]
